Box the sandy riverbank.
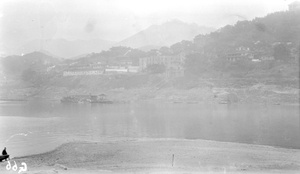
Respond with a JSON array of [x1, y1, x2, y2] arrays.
[[1, 138, 300, 174]]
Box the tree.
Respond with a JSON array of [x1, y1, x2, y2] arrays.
[[273, 44, 290, 62], [145, 64, 166, 74], [228, 59, 255, 73], [159, 46, 172, 55], [184, 53, 210, 76], [170, 40, 194, 55], [126, 49, 147, 65], [146, 49, 159, 57], [22, 69, 37, 82], [297, 43, 300, 62]]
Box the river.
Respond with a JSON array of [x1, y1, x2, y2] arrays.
[[0, 100, 299, 157]]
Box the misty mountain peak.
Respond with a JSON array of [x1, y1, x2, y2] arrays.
[[116, 20, 215, 49]]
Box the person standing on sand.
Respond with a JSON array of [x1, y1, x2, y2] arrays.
[[2, 147, 7, 155]]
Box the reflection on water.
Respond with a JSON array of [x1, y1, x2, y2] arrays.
[[0, 100, 299, 157]]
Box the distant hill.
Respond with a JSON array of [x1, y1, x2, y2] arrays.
[[193, 10, 300, 54], [138, 45, 162, 52], [184, 9, 300, 78], [8, 39, 115, 59], [116, 20, 215, 49], [1, 51, 61, 77]]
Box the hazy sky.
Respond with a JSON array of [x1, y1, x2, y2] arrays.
[[0, 0, 293, 52]]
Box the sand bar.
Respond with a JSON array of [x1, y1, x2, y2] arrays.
[[0, 138, 300, 174]]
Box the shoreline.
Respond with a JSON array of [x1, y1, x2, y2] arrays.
[[11, 137, 300, 159], [1, 95, 300, 106], [1, 78, 299, 105], [1, 138, 300, 173]]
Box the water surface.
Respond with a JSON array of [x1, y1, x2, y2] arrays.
[[0, 100, 299, 157]]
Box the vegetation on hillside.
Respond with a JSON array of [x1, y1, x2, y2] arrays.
[[0, 8, 299, 102]]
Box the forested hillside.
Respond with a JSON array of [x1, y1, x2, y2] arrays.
[[1, 8, 299, 103], [184, 10, 300, 78]]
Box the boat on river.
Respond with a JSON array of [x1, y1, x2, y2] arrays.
[[0, 155, 9, 161], [88, 94, 113, 104], [61, 94, 113, 104]]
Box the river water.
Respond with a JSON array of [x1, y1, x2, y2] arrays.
[[0, 100, 299, 157]]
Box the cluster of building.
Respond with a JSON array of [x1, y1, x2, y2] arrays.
[[224, 43, 299, 63], [63, 70, 104, 76], [139, 54, 185, 78], [224, 47, 274, 62], [63, 54, 186, 78], [63, 64, 139, 77], [62, 42, 299, 78]]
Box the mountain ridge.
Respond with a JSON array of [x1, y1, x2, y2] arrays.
[[115, 20, 215, 49], [6, 38, 115, 59]]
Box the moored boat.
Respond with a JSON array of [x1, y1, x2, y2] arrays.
[[0, 155, 9, 161], [89, 94, 113, 104], [61, 94, 113, 104]]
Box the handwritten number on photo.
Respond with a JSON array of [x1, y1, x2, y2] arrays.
[[5, 161, 27, 173], [12, 161, 18, 171], [6, 161, 11, 170], [18, 163, 27, 173]]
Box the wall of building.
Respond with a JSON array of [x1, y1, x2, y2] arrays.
[[139, 55, 185, 70], [139, 55, 185, 78], [63, 70, 104, 76]]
